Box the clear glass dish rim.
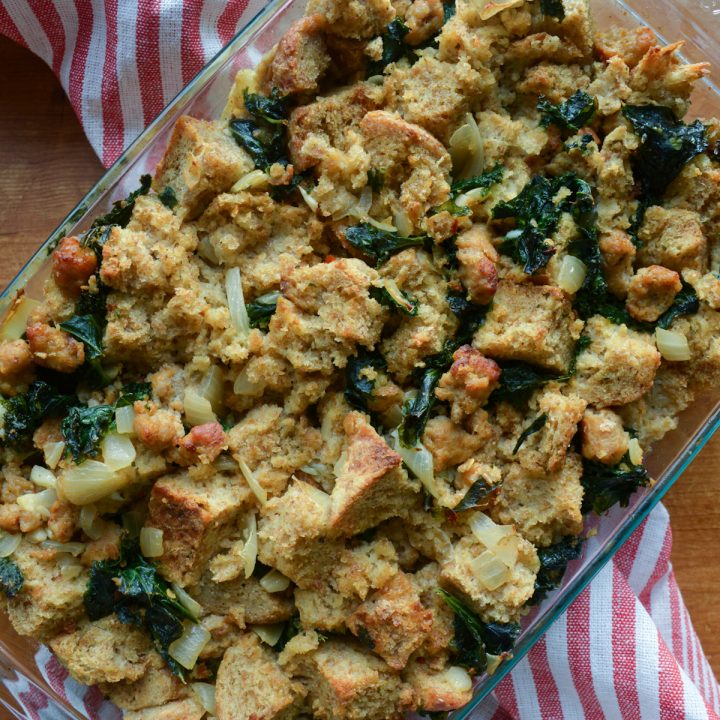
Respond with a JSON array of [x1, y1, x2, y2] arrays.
[[1, 0, 718, 715]]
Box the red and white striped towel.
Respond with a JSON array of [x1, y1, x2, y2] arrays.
[[1, 2, 720, 718]]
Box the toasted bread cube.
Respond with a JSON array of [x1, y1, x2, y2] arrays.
[[410, 562, 454, 657], [257, 480, 343, 589], [626, 265, 682, 323], [154, 116, 252, 220], [403, 661, 474, 713], [637, 205, 707, 272], [124, 698, 205, 720], [49, 616, 154, 686], [473, 281, 580, 373], [580, 408, 629, 465], [146, 471, 251, 586], [306, 0, 395, 39], [329, 412, 419, 536], [333, 538, 399, 600], [215, 633, 305, 720], [347, 571, 432, 670], [286, 639, 415, 720], [100, 663, 189, 712], [568, 315, 661, 408], [296, 583, 356, 632], [490, 454, 584, 547]]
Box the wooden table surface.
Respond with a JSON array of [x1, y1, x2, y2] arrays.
[[1, 36, 719, 681]]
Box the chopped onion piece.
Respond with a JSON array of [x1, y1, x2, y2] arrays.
[[115, 405, 136, 435], [455, 187, 491, 208], [225, 267, 250, 338], [449, 113, 484, 181], [364, 216, 397, 232], [30, 465, 57, 489], [628, 437, 643, 466], [0, 532, 21, 558], [60, 460, 130, 506], [251, 623, 284, 647], [445, 666, 473, 692], [486, 653, 503, 675], [184, 388, 217, 426], [60, 563, 83, 580], [1, 295, 40, 341], [355, 186, 373, 216], [198, 237, 220, 265], [233, 367, 264, 396], [242, 513, 258, 579], [42, 540, 86, 556], [231, 169, 270, 192], [493, 534, 520, 569], [237, 457, 267, 506], [469, 512, 514, 549], [472, 549, 511, 590], [557, 255, 587, 294], [200, 365, 225, 413], [172, 583, 203, 620], [389, 430, 435, 495], [380, 278, 416, 314], [26, 528, 47, 543], [17, 488, 56, 518], [298, 185, 319, 212], [393, 208, 413, 237], [102, 433, 136, 471], [43, 441, 66, 470], [169, 622, 211, 670], [655, 327, 691, 362], [260, 568, 291, 593], [79, 506, 103, 540], [299, 481, 332, 513], [191, 683, 216, 715], [478, 0, 526, 20], [140, 527, 164, 558]]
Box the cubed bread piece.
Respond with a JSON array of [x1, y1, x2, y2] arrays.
[[266, 259, 386, 375], [473, 281, 580, 373], [124, 698, 205, 720], [410, 562, 454, 657], [422, 413, 493, 473], [329, 412, 419, 536], [215, 633, 305, 720], [5, 541, 88, 639], [580, 408, 629, 465], [637, 206, 707, 273], [568, 315, 661, 408], [49, 616, 154, 686], [333, 538, 399, 600], [0, 339, 34, 396], [306, 0, 395, 39], [490, 454, 585, 547], [286, 639, 415, 720], [191, 573, 294, 626], [296, 583, 356, 632], [227, 404, 322, 498], [403, 661, 474, 713], [440, 520, 539, 624], [153, 116, 252, 220], [347, 571, 432, 670], [146, 471, 251, 586], [454, 225, 500, 306], [626, 265, 682, 323], [100, 663, 189, 712], [257, 480, 342, 589]]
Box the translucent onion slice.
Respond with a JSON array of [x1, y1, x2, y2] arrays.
[[493, 534, 520, 569], [171, 583, 203, 620], [225, 267, 250, 338], [477, 0, 526, 21], [42, 540, 86, 556], [115, 405, 136, 435], [101, 433, 136, 471], [380, 278, 415, 314], [184, 388, 217, 427], [299, 481, 332, 514], [472, 549, 511, 590], [140, 527, 164, 558], [242, 513, 258, 579], [251, 623, 284, 647], [450, 113, 484, 181], [60, 563, 83, 580], [486, 653, 503, 675], [25, 528, 48, 543], [393, 208, 413, 237], [364, 216, 398, 232], [237, 457, 267, 506], [43, 441, 66, 470], [79, 505, 103, 540], [455, 187, 492, 208], [0, 532, 21, 558], [233, 367, 264, 397], [30, 465, 57, 489], [355, 186, 373, 217], [198, 237, 220, 266], [199, 365, 225, 413], [557, 255, 588, 294], [1, 295, 40, 341], [17, 488, 56, 518], [469, 512, 514, 550], [169, 622, 212, 670], [298, 186, 319, 212], [59, 461, 128, 506], [191, 683, 216, 716], [445, 666, 473, 693], [231, 169, 270, 192], [628, 437, 643, 466], [388, 430, 435, 495], [655, 327, 691, 362], [260, 568, 291, 593]]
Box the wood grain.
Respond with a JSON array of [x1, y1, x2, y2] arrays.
[[0, 37, 718, 682]]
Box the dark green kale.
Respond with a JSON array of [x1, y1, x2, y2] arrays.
[[246, 291, 281, 330], [0, 557, 24, 598], [80, 225, 113, 263], [367, 19, 411, 77], [91, 175, 152, 229], [84, 538, 195, 677], [446, 294, 492, 344], [581, 458, 650, 514], [443, 0, 456, 22], [531, 536, 583, 604], [540, 0, 565, 19], [61, 404, 116, 463], [538, 91, 596, 132], [370, 284, 418, 316], [275, 616, 302, 653], [564, 133, 596, 155], [230, 89, 290, 170], [75, 284, 109, 319], [344, 223, 431, 266], [116, 382, 152, 408], [367, 168, 386, 192], [435, 164, 505, 217], [399, 368, 441, 447], [0, 381, 75, 447], [158, 186, 178, 209], [344, 352, 387, 413], [622, 104, 708, 201], [656, 280, 699, 329], [491, 362, 559, 406], [59, 313, 114, 388], [512, 413, 548, 454], [453, 477, 499, 512]]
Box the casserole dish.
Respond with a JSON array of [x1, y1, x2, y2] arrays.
[[0, 0, 719, 716]]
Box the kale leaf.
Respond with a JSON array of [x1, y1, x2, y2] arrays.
[[436, 164, 505, 217], [80, 225, 113, 264], [531, 536, 583, 604], [453, 477, 499, 512], [446, 294, 492, 345], [538, 91, 596, 132], [370, 283, 418, 316], [275, 615, 302, 653], [540, 0, 565, 19], [399, 368, 442, 447], [158, 186, 178, 209], [512, 413, 548, 454], [59, 313, 114, 388], [581, 458, 650, 514], [116, 382, 152, 408], [230, 89, 290, 170], [367, 168, 386, 192], [0, 557, 24, 598], [92, 175, 152, 229], [622, 104, 708, 200], [344, 352, 387, 414], [84, 538, 194, 678], [491, 362, 558, 406], [367, 19, 411, 77], [62, 404, 116, 463], [656, 280, 699, 329], [246, 291, 281, 330], [344, 223, 431, 266]]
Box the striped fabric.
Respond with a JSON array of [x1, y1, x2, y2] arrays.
[[1, 1, 720, 718]]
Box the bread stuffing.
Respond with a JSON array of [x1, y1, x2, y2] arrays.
[[1, 0, 719, 717]]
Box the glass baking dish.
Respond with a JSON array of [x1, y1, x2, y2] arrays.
[[1, 0, 718, 716]]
